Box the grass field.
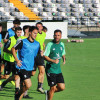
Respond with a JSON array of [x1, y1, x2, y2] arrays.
[[0, 38, 100, 100]]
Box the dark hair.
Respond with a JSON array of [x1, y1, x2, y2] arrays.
[[0, 23, 2, 27], [29, 26, 38, 32], [54, 29, 62, 34], [13, 18, 21, 25], [36, 22, 43, 26], [43, 26, 47, 31], [15, 27, 22, 32], [23, 25, 30, 33]]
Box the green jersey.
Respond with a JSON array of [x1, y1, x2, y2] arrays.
[[4, 36, 17, 62], [44, 41, 66, 74], [35, 31, 46, 50], [17, 36, 27, 41]]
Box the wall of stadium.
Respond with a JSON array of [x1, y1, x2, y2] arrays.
[[7, 21, 68, 39]]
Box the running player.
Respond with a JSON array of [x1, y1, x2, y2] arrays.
[[3, 18, 21, 43], [32, 22, 46, 93], [17, 25, 30, 41], [0, 23, 3, 85], [12, 26, 40, 100], [42, 26, 48, 33], [0, 27, 22, 90], [2, 19, 21, 85], [44, 29, 66, 100], [17, 25, 31, 98], [0, 23, 3, 64]]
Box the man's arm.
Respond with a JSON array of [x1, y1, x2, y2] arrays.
[[62, 55, 66, 65], [43, 43, 45, 51], [61, 42, 66, 65], [3, 39, 12, 54], [3, 32, 9, 43], [11, 40, 23, 67], [12, 47, 22, 67], [12, 47, 18, 62], [0, 42, 3, 48], [44, 56, 59, 64]]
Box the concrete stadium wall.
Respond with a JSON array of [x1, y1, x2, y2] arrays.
[[7, 21, 68, 39]]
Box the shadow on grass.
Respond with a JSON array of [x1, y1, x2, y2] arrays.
[[0, 92, 14, 97]]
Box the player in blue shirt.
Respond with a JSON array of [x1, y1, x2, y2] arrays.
[[2, 19, 21, 86], [12, 26, 40, 100], [0, 23, 2, 60], [0, 23, 3, 85], [4, 18, 21, 43]]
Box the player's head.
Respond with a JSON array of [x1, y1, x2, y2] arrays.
[[29, 26, 38, 40], [23, 25, 30, 34], [42, 26, 47, 33], [0, 23, 2, 33], [13, 18, 21, 28], [15, 27, 22, 37], [36, 22, 43, 32], [53, 29, 62, 43]]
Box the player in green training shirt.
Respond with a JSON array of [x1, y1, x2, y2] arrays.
[[44, 29, 66, 100]]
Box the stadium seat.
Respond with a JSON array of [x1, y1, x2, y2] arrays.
[[0, 0, 5, 3], [51, 0, 56, 3], [32, 8, 39, 13], [28, 0, 33, 3], [38, 12, 43, 16], [47, 12, 52, 17], [89, 13, 93, 17], [72, 20, 77, 25], [43, 8, 52, 12], [46, 3, 52, 8], [56, 0, 61, 3], [61, 12, 66, 18], [60, 4, 67, 8], [74, 12, 80, 17], [47, 16, 53, 20], [4, 0, 9, 3], [66, 8, 70, 12], [57, 8, 66, 12], [33, 0, 39, 3], [38, 8, 43, 12], [42, 12, 48, 17], [70, 4, 76, 8], [78, 0, 83, 3], [74, 0, 79, 3], [42, 0, 46, 3]]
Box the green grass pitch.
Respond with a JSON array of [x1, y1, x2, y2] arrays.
[[0, 38, 100, 100]]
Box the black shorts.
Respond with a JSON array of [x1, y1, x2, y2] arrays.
[[0, 55, 1, 63], [46, 73, 65, 87], [17, 69, 32, 81], [0, 55, 3, 63], [33, 55, 45, 71], [4, 60, 17, 75]]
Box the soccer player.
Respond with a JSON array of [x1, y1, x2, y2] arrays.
[[32, 22, 46, 93], [0, 23, 3, 85], [0, 23, 3, 63], [44, 29, 66, 100], [0, 27, 22, 89], [2, 19, 21, 85], [12, 26, 40, 100], [17, 25, 30, 41], [3, 18, 21, 43], [42, 26, 48, 33], [17, 25, 30, 98]]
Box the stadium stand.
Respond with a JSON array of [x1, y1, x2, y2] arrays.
[[0, 0, 100, 26]]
